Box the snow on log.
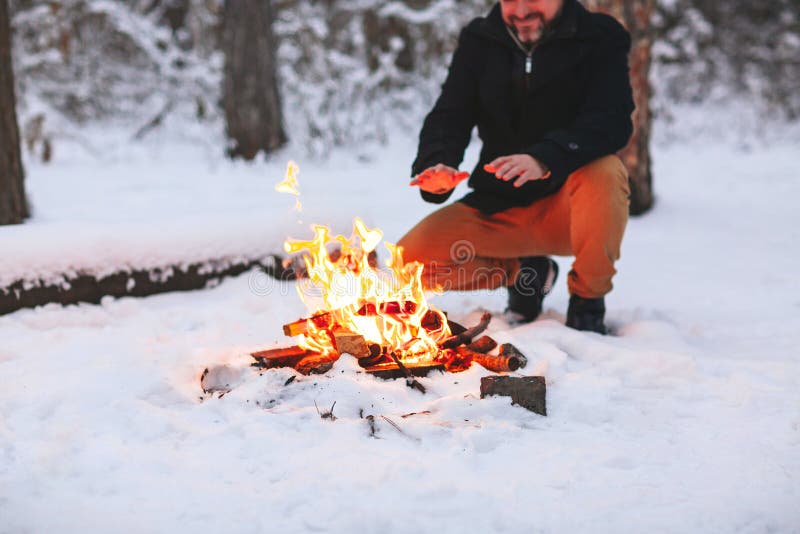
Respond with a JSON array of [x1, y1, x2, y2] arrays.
[[0, 257, 279, 316]]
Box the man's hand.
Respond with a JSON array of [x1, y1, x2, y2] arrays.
[[410, 164, 469, 194], [485, 154, 551, 188]]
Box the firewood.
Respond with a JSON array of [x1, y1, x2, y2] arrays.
[[480, 376, 546, 416], [283, 312, 333, 337], [250, 346, 338, 374], [363, 361, 444, 379], [356, 344, 386, 368], [332, 329, 371, 357], [283, 301, 417, 337], [467, 335, 498, 354], [439, 312, 492, 349], [498, 343, 528, 369], [457, 343, 528, 373], [295, 354, 339, 375], [251, 346, 316, 368], [447, 318, 467, 335]]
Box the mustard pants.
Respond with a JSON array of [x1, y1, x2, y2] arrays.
[[397, 155, 630, 299]]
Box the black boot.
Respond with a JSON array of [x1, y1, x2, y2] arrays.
[[506, 256, 559, 323], [566, 295, 608, 335]]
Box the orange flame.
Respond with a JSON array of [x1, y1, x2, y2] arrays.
[[275, 160, 302, 212], [284, 217, 451, 361]]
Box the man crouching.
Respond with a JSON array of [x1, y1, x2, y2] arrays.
[[399, 0, 634, 334]]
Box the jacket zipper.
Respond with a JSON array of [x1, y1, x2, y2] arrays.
[[524, 54, 532, 91]]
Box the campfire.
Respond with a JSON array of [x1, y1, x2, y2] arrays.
[[251, 218, 529, 392]]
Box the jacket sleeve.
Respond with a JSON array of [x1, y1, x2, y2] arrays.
[[412, 28, 480, 204], [526, 22, 635, 182]]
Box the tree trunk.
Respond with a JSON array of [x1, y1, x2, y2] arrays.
[[584, 0, 655, 215], [222, 0, 286, 160], [0, 0, 28, 225]]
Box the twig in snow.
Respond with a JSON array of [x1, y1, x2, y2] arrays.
[[389, 352, 426, 394], [400, 410, 432, 418], [359, 408, 379, 438], [381, 415, 421, 442], [315, 400, 337, 421]]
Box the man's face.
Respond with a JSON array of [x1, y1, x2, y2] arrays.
[[500, 0, 563, 44]]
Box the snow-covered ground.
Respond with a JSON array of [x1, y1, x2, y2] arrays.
[[1, 128, 798, 533]]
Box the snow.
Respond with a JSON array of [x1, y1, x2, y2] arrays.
[[1, 126, 799, 532]]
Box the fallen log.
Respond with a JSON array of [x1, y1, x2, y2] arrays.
[[0, 256, 278, 317]]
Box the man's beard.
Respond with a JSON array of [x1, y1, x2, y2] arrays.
[[508, 13, 548, 45]]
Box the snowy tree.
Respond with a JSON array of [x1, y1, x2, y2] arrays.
[[0, 0, 27, 225], [654, 0, 800, 119], [222, 0, 286, 160]]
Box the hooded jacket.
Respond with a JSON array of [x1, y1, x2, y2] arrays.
[[412, 0, 635, 214]]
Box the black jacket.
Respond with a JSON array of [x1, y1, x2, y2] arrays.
[[412, 0, 635, 214]]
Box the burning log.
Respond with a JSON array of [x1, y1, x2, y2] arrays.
[[498, 343, 528, 368], [251, 346, 316, 367], [332, 329, 371, 358], [456, 341, 528, 373], [251, 346, 338, 375], [363, 360, 445, 379], [439, 312, 492, 349], [467, 335, 498, 354], [283, 312, 333, 337], [283, 300, 419, 338], [458, 346, 527, 373], [295, 354, 338, 375]]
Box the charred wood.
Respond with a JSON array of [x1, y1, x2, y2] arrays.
[[251, 346, 338, 375], [439, 312, 492, 349], [480, 375, 546, 416], [461, 346, 527, 373], [498, 343, 528, 369], [251, 346, 315, 368], [467, 335, 498, 354], [363, 360, 444, 379], [389, 352, 426, 394]]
